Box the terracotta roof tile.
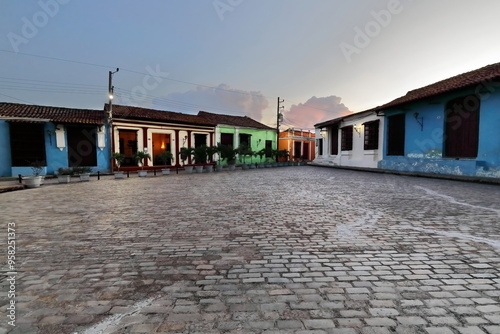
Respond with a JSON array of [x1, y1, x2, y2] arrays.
[[197, 111, 274, 130], [0, 102, 105, 124], [109, 104, 216, 126], [378, 62, 500, 110]]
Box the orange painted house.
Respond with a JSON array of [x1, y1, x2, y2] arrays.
[[278, 128, 315, 161]]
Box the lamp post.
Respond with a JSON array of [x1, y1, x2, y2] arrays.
[[108, 68, 119, 172], [276, 97, 284, 162]]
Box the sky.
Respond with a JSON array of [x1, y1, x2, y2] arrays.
[[1, 0, 500, 130]]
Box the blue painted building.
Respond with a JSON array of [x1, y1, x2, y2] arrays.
[[377, 62, 500, 179], [0, 103, 111, 177]]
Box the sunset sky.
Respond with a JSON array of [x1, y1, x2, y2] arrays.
[[1, 0, 500, 129]]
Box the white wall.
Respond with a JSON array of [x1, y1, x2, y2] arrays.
[[313, 113, 384, 169]]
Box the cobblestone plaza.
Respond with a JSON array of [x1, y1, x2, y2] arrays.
[[1, 166, 500, 334]]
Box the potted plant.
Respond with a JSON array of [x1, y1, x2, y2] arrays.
[[135, 151, 151, 177], [249, 152, 257, 169], [238, 145, 252, 170], [73, 166, 92, 182], [214, 143, 225, 172], [22, 161, 45, 188], [193, 145, 207, 173], [56, 167, 73, 184], [180, 147, 194, 173], [271, 149, 279, 167], [112, 152, 125, 179], [257, 149, 266, 168], [158, 150, 173, 175], [277, 150, 289, 167], [205, 146, 218, 172], [221, 146, 237, 171]]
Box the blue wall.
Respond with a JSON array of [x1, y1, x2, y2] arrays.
[[0, 121, 11, 176], [2, 122, 111, 177], [379, 87, 500, 178]]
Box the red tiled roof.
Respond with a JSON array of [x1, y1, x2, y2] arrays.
[[197, 111, 274, 130], [378, 62, 500, 110], [109, 104, 216, 126], [0, 102, 105, 124]]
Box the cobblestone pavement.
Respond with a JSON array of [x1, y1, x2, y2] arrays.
[[1, 166, 500, 334]]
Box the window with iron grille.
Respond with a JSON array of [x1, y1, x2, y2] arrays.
[[363, 120, 379, 150], [341, 126, 353, 151]]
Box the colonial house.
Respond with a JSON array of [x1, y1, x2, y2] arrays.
[[197, 111, 277, 164], [0, 102, 109, 177], [377, 62, 500, 178], [278, 128, 315, 162], [313, 110, 384, 169], [109, 104, 216, 168]]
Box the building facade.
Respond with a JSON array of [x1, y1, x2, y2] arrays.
[[313, 110, 384, 169], [197, 111, 277, 165], [0, 103, 110, 177], [110, 105, 216, 168], [278, 128, 315, 161], [377, 62, 500, 178]]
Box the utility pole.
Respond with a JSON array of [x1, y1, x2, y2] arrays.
[[276, 97, 284, 162], [108, 68, 119, 171]]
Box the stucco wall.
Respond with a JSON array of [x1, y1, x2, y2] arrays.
[[380, 87, 500, 178], [217, 126, 277, 164], [4, 122, 111, 177], [0, 121, 11, 176], [313, 113, 384, 169]]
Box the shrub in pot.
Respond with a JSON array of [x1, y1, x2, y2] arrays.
[[135, 151, 151, 177], [158, 150, 173, 175], [112, 152, 125, 179]]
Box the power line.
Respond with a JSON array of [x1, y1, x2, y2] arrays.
[[0, 49, 274, 100], [0, 92, 35, 104]]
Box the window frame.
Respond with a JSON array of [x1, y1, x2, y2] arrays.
[[444, 95, 480, 158], [9, 122, 46, 167], [341, 126, 353, 151], [363, 120, 379, 150], [330, 125, 339, 155]]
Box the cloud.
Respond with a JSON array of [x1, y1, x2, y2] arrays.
[[283, 96, 352, 129], [156, 84, 269, 122]]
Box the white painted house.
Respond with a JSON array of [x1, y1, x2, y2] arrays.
[[313, 109, 384, 169]]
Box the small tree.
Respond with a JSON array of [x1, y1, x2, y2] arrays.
[[112, 152, 125, 171], [134, 151, 151, 170], [221, 145, 237, 165], [158, 151, 173, 166], [206, 146, 218, 164], [179, 147, 194, 166], [214, 142, 225, 165], [257, 148, 266, 164], [238, 144, 252, 164], [193, 145, 208, 164]]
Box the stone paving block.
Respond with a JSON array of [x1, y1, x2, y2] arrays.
[[457, 327, 488, 334], [3, 168, 500, 334]]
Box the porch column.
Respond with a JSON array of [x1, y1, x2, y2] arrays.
[[174, 129, 180, 167]]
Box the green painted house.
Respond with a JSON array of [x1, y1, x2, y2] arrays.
[[197, 111, 277, 165]]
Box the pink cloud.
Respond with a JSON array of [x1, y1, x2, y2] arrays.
[[283, 96, 352, 129]]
